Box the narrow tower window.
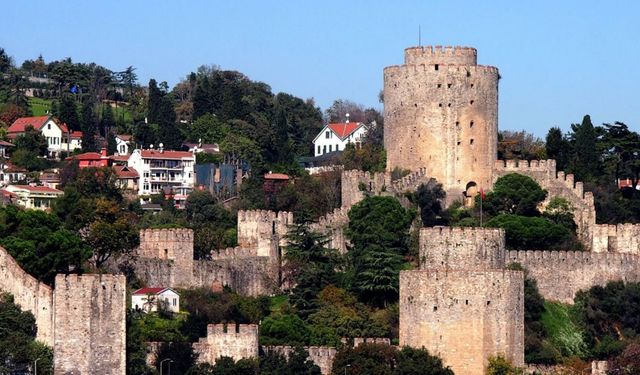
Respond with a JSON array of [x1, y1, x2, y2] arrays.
[[447, 83, 452, 88], [470, 139, 474, 145], [470, 100, 475, 105], [434, 64, 439, 71], [437, 83, 442, 88], [470, 121, 474, 128]]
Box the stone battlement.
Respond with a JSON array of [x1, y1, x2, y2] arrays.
[[237, 209, 292, 257], [237, 209, 293, 223], [404, 45, 477, 66], [139, 227, 193, 242], [507, 250, 640, 303], [420, 226, 506, 271], [210, 247, 258, 259], [194, 323, 259, 365], [264, 345, 337, 375], [391, 167, 429, 192], [207, 323, 259, 335], [384, 63, 499, 76], [494, 159, 557, 173], [353, 337, 391, 347]]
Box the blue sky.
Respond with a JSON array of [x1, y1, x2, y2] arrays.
[[1, 1, 638, 136]]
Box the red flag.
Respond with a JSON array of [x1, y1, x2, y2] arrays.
[[480, 188, 485, 200]]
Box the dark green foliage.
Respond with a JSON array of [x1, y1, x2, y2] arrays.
[[147, 78, 182, 149], [485, 214, 574, 250], [133, 121, 158, 147], [180, 289, 270, 341], [341, 143, 387, 173], [608, 342, 640, 374], [58, 94, 80, 131], [81, 97, 98, 152], [483, 173, 547, 217], [0, 292, 53, 375], [545, 127, 569, 170], [569, 115, 600, 182], [574, 281, 640, 356], [126, 310, 153, 375], [185, 190, 236, 259], [411, 180, 447, 226], [189, 112, 229, 143], [154, 342, 196, 375], [284, 223, 341, 318], [260, 313, 309, 346], [347, 196, 414, 306], [331, 343, 453, 375], [0, 205, 91, 285]]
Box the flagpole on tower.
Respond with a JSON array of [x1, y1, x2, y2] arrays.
[[480, 187, 484, 227]]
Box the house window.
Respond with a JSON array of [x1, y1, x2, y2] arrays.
[[325, 131, 330, 139], [329, 145, 332, 152], [173, 298, 176, 306], [47, 124, 51, 130], [336, 144, 339, 151], [317, 145, 321, 154], [323, 145, 326, 154]]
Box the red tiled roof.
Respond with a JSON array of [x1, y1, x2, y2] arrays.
[[117, 134, 132, 141], [70, 131, 83, 139], [110, 154, 130, 162], [141, 150, 194, 160], [59, 123, 69, 133], [264, 173, 290, 180], [0, 140, 14, 147], [8, 116, 51, 133], [113, 165, 139, 179], [132, 287, 169, 295], [328, 122, 363, 140], [68, 152, 104, 161], [8, 185, 63, 194]]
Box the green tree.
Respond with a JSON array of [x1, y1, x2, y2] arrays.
[[133, 121, 158, 147], [189, 112, 229, 143], [486, 354, 523, 375], [545, 127, 569, 170], [341, 143, 386, 173], [485, 214, 574, 250], [11, 124, 49, 170], [101, 104, 116, 136], [185, 190, 235, 259], [569, 115, 600, 182], [0, 293, 53, 375], [347, 196, 414, 306], [260, 313, 310, 346], [81, 97, 98, 152], [484, 173, 547, 217], [126, 310, 153, 375], [58, 94, 80, 131], [412, 180, 447, 226], [284, 222, 341, 318]]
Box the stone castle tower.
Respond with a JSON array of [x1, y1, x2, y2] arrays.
[[384, 46, 499, 198]]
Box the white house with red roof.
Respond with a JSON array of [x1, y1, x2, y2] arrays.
[[131, 287, 180, 313], [115, 134, 132, 155], [7, 115, 82, 158], [3, 184, 63, 211], [312, 121, 368, 157], [127, 147, 195, 198]]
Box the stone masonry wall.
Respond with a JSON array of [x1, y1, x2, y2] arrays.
[[0, 247, 54, 346], [420, 227, 505, 270], [137, 228, 194, 284], [507, 251, 640, 303], [193, 323, 259, 365], [237, 210, 292, 257], [384, 46, 499, 199], [53, 274, 126, 375], [493, 159, 597, 250], [400, 270, 524, 375], [309, 207, 350, 254], [341, 170, 391, 208], [592, 223, 640, 254]]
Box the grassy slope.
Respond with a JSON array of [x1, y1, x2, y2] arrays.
[[541, 301, 588, 358], [28, 97, 133, 124]]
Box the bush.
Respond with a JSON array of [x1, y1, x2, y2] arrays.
[[486, 214, 575, 250]]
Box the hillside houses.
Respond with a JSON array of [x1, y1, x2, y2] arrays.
[[8, 115, 82, 158]]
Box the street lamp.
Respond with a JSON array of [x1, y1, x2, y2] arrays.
[[159, 358, 172, 375], [34, 358, 41, 375]]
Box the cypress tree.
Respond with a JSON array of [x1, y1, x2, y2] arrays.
[[80, 98, 98, 152]]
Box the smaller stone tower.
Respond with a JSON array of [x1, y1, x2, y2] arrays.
[[193, 323, 259, 365]]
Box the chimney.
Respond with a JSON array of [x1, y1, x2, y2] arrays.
[[100, 148, 107, 157]]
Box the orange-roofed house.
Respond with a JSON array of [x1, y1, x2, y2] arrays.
[[312, 121, 368, 157], [7, 115, 82, 158], [4, 184, 63, 211], [68, 148, 111, 168]]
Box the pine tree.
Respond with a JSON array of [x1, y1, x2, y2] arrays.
[[545, 127, 568, 170], [570, 115, 600, 181], [147, 79, 162, 124], [100, 105, 116, 138], [192, 75, 213, 120], [81, 98, 98, 152], [59, 94, 80, 131]]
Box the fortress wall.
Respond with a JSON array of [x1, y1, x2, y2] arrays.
[[237, 210, 292, 257], [592, 223, 640, 254], [420, 227, 505, 270], [404, 46, 478, 66], [194, 257, 276, 297], [53, 274, 126, 375], [493, 160, 597, 249], [264, 346, 337, 375], [193, 323, 259, 365], [384, 54, 500, 197], [507, 251, 640, 303], [0, 247, 54, 346], [400, 269, 524, 375], [340, 170, 392, 209], [137, 228, 194, 283], [309, 207, 350, 254]]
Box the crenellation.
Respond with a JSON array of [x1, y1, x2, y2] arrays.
[[193, 323, 259, 365]]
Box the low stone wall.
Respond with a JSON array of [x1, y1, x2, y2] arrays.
[[264, 345, 337, 375]]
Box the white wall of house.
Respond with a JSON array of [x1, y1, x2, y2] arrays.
[[115, 136, 130, 155], [313, 125, 367, 157], [40, 119, 63, 157], [127, 149, 195, 197], [131, 290, 180, 313]]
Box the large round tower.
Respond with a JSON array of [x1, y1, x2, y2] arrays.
[[384, 46, 499, 199]]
